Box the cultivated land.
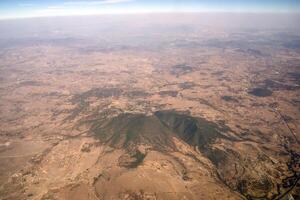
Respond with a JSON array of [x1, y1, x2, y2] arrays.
[[0, 14, 299, 200]]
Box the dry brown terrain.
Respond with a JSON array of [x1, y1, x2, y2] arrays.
[[0, 14, 299, 200]]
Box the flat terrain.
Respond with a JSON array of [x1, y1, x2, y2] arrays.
[[0, 14, 299, 200]]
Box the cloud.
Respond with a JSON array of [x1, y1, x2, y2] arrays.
[[64, 0, 135, 6]]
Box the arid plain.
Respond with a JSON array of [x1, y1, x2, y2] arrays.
[[0, 14, 299, 200]]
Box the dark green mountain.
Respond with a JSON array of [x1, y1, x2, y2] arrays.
[[91, 111, 230, 153]]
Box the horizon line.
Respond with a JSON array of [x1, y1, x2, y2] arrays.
[[1, 10, 300, 21]]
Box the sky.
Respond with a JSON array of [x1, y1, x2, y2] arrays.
[[0, 0, 300, 19]]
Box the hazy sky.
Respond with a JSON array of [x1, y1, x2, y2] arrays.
[[1, 0, 300, 19]]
